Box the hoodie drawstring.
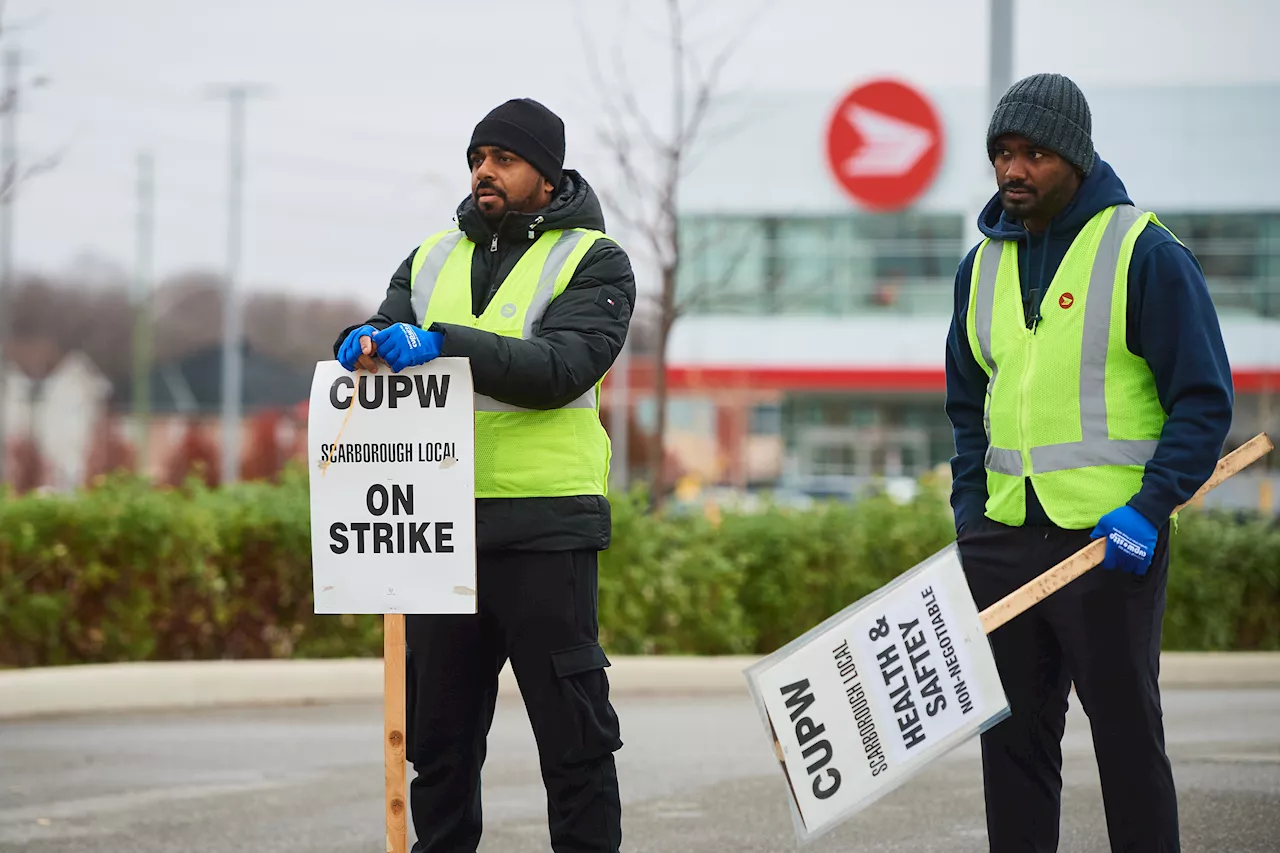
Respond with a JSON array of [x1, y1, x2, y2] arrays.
[[1023, 220, 1052, 333], [1031, 220, 1051, 333]]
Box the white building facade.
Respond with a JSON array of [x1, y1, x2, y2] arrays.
[[642, 79, 1280, 508]]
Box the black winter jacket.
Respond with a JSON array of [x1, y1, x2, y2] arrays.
[[333, 170, 635, 553]]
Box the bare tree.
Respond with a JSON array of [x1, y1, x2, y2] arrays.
[[582, 0, 766, 506], [0, 4, 59, 205], [8, 267, 368, 388], [0, 2, 61, 486]]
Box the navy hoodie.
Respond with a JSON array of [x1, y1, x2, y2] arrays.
[[944, 156, 1234, 533]]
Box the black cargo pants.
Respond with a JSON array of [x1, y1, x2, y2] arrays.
[[405, 549, 623, 853], [957, 517, 1179, 853]]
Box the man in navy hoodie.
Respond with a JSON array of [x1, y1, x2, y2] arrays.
[[946, 73, 1233, 852]]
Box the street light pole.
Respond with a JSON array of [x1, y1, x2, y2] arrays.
[[132, 151, 155, 476], [989, 0, 1015, 115], [208, 83, 266, 486], [967, 0, 1016, 252]]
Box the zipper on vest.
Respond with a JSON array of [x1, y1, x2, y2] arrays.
[[527, 215, 544, 240], [489, 234, 498, 252], [1020, 328, 1033, 476]]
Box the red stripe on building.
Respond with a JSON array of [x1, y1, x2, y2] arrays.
[[618, 364, 1280, 394]]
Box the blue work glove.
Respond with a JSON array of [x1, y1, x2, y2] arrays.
[[337, 324, 377, 371], [1091, 506, 1158, 576], [372, 323, 443, 373]]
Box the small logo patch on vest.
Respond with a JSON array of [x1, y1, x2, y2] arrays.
[[1059, 292, 1075, 310], [501, 303, 517, 318]]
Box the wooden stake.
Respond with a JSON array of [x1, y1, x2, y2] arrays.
[[384, 613, 408, 853], [979, 432, 1274, 635]]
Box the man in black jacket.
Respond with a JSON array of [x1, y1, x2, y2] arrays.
[[334, 98, 633, 853]]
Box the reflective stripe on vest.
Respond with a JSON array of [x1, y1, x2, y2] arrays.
[[410, 229, 592, 343], [409, 230, 466, 327], [408, 226, 613, 499], [972, 204, 1158, 477]]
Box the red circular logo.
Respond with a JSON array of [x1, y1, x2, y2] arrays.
[[1059, 293, 1075, 310], [825, 79, 944, 212]]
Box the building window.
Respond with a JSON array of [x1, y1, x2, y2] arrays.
[[749, 403, 782, 436], [1158, 213, 1280, 317], [667, 397, 714, 435], [678, 212, 965, 316], [678, 211, 1280, 318]]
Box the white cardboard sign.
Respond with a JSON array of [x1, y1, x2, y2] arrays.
[[307, 358, 477, 615], [745, 545, 1009, 844]]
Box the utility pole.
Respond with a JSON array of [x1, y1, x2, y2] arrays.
[[132, 151, 155, 477], [989, 0, 1015, 116], [0, 49, 19, 490], [208, 83, 266, 486], [967, 0, 1015, 252]]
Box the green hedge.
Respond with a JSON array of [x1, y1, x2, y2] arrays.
[[0, 470, 1275, 667]]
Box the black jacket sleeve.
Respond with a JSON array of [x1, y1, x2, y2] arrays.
[[331, 249, 419, 357], [428, 240, 635, 409]]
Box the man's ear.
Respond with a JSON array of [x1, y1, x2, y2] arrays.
[[544, 178, 555, 194]]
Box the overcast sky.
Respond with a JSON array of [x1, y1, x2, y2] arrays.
[[7, 0, 1278, 312]]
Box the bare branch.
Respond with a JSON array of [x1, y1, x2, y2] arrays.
[[598, 125, 658, 222], [681, 106, 768, 177], [574, 0, 665, 161], [614, 69, 664, 148], [640, 288, 665, 315], [675, 222, 755, 315], [678, 217, 737, 266], [579, 0, 773, 502], [0, 70, 63, 202], [679, 0, 772, 153], [1, 1, 56, 36], [678, 43, 734, 152], [611, 54, 667, 157], [20, 150, 60, 181], [596, 183, 665, 263]]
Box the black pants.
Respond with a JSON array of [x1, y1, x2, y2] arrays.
[[957, 519, 1179, 853], [404, 549, 623, 853]]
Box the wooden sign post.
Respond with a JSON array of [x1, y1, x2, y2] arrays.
[[979, 433, 1274, 633], [307, 359, 480, 853], [384, 613, 408, 853], [747, 433, 1273, 845]]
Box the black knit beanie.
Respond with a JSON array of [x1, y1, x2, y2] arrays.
[[987, 73, 1095, 175], [467, 98, 565, 186]]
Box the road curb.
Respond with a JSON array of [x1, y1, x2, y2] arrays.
[[0, 652, 1276, 721]]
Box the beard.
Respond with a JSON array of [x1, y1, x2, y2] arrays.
[[999, 173, 1078, 226], [474, 181, 508, 222], [474, 183, 545, 224], [998, 181, 1038, 217]]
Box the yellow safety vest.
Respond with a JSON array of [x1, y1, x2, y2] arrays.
[[964, 204, 1171, 529], [409, 226, 612, 499]]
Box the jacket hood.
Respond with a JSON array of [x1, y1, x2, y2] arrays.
[[977, 155, 1133, 242], [456, 169, 606, 244]]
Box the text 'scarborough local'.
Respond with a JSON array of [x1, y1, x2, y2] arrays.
[[825, 79, 944, 212], [308, 359, 478, 616]]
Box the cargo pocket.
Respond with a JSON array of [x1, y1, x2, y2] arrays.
[[549, 642, 623, 765]]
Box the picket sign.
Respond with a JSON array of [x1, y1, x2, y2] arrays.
[[746, 433, 1274, 846], [307, 358, 479, 853]]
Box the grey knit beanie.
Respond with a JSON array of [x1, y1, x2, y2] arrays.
[[987, 73, 1095, 175]]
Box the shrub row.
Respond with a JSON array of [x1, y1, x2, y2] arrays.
[[0, 470, 1275, 667]]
